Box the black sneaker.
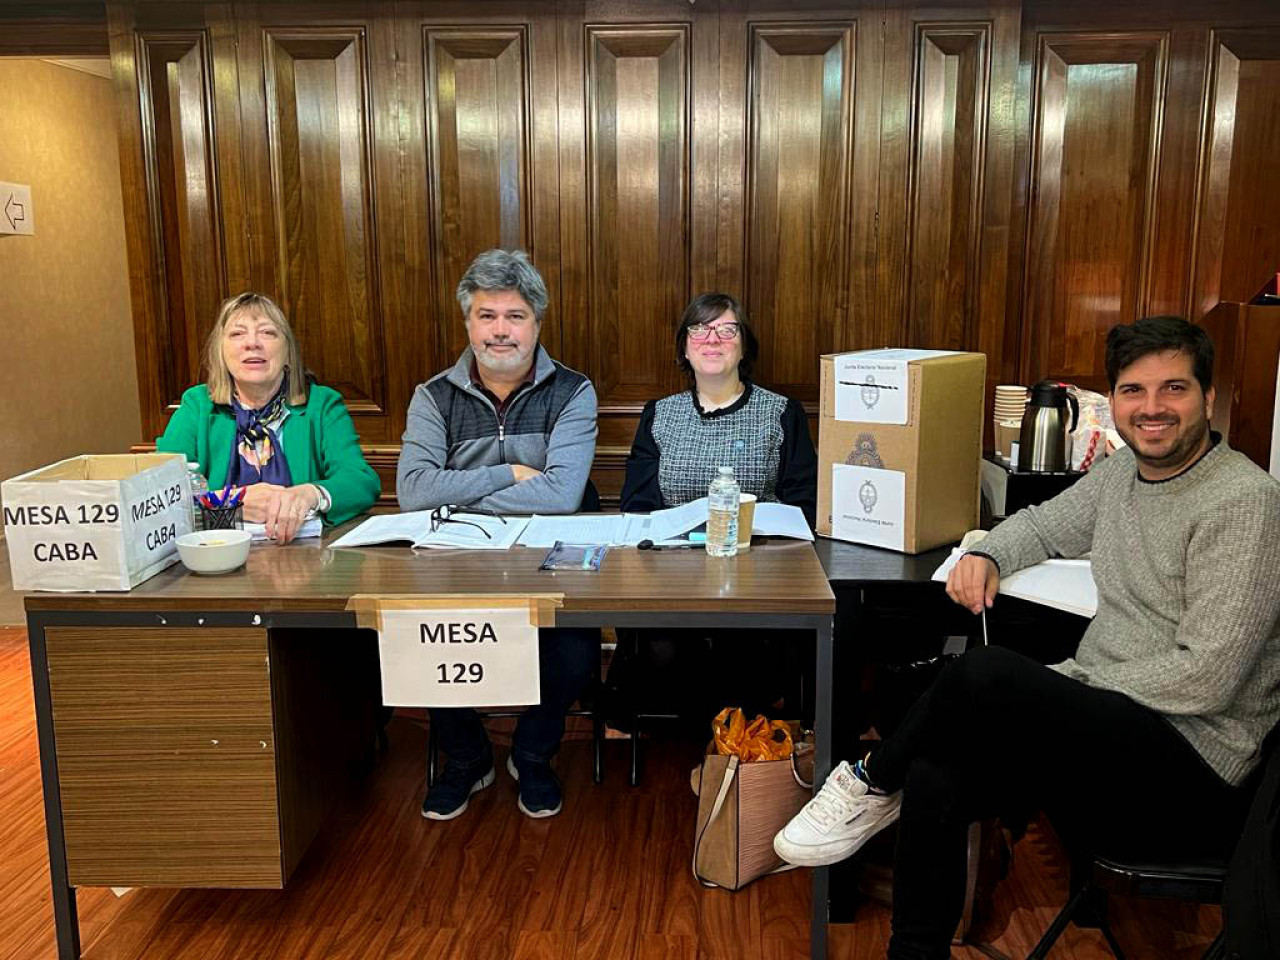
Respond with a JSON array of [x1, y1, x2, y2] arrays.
[[422, 751, 496, 821], [506, 754, 563, 819]]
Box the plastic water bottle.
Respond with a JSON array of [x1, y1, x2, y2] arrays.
[[706, 466, 740, 558], [187, 462, 208, 531]]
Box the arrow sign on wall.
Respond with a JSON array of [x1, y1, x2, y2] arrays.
[[0, 182, 34, 236]]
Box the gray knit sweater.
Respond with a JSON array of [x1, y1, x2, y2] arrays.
[[975, 439, 1280, 786]]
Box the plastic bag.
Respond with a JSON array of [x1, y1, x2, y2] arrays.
[[1066, 385, 1114, 472], [712, 707, 793, 762]]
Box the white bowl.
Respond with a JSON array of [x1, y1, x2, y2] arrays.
[[176, 529, 252, 574]]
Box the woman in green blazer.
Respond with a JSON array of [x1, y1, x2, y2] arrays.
[[157, 292, 380, 541]]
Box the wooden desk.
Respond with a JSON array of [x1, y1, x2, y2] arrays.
[[24, 534, 836, 959]]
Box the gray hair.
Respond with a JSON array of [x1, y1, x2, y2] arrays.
[[456, 249, 548, 322]]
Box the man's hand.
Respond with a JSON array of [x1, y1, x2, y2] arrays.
[[510, 465, 542, 484], [946, 553, 1000, 615]]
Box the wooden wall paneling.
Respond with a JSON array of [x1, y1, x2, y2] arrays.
[[363, 5, 412, 443], [743, 21, 857, 401], [262, 27, 386, 432], [583, 25, 690, 406], [1137, 26, 1208, 318], [139, 32, 227, 407], [970, 1, 1021, 395], [109, 2, 234, 441], [0, 5, 109, 55], [1020, 31, 1168, 393], [558, 0, 717, 502], [889, 19, 993, 351], [400, 1, 560, 424], [717, 1, 882, 375], [424, 26, 533, 364], [234, 4, 394, 443], [1189, 28, 1280, 321], [881, 1, 1020, 449]]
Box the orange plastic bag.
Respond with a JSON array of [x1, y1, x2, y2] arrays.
[[711, 707, 793, 762]]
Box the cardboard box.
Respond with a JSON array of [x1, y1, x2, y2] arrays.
[[3, 454, 193, 591], [818, 349, 985, 553]]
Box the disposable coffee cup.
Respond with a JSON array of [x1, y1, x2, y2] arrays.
[[737, 494, 757, 552]]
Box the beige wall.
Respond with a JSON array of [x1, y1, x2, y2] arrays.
[[0, 58, 139, 510]]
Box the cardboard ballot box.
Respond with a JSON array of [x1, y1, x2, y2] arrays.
[[818, 349, 985, 554], [3, 454, 193, 591]]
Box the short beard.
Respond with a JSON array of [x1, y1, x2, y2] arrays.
[[474, 341, 535, 374], [1124, 412, 1210, 473]]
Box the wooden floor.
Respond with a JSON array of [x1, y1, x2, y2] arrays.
[[1, 625, 1220, 960]]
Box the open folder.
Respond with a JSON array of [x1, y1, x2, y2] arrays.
[[330, 511, 530, 550]]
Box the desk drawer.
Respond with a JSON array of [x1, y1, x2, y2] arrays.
[[46, 627, 285, 888]]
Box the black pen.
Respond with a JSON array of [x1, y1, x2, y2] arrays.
[[637, 539, 702, 551]]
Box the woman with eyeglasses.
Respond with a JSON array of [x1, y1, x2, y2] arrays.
[[621, 292, 816, 522], [611, 293, 817, 731], [157, 292, 380, 542]]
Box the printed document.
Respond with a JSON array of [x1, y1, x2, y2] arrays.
[[330, 511, 529, 550]]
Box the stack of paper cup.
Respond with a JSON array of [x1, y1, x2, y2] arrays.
[[993, 385, 1028, 463]]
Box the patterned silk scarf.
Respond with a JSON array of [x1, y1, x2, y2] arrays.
[[226, 377, 294, 488]]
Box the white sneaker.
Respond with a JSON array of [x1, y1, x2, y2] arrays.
[[773, 760, 902, 866]]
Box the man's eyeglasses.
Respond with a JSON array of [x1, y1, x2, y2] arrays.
[[430, 504, 507, 540], [687, 322, 740, 341]]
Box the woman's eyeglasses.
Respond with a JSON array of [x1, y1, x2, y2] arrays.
[[429, 504, 508, 540], [687, 322, 740, 342]]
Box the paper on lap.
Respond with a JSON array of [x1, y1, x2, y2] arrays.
[[932, 548, 1097, 617]]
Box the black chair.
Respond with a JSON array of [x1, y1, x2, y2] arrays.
[[1027, 849, 1229, 960], [1027, 726, 1280, 960]]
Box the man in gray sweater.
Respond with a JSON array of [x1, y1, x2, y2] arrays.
[[775, 316, 1280, 959], [398, 248, 599, 822]]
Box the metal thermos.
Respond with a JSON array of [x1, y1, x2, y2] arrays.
[[1017, 381, 1079, 473]]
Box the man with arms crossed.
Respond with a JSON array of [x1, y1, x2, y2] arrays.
[[775, 316, 1280, 959], [398, 249, 599, 821]]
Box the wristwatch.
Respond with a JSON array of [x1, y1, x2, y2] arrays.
[[314, 484, 332, 515]]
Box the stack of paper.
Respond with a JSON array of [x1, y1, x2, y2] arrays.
[[245, 517, 323, 542]]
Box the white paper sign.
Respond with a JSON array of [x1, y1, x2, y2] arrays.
[[376, 607, 541, 707], [0, 182, 34, 235], [832, 349, 963, 424], [831, 463, 907, 552]]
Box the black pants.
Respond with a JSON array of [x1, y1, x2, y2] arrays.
[[430, 627, 599, 766], [870, 645, 1249, 960]]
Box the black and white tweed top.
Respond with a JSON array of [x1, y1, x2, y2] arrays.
[[651, 385, 787, 506]]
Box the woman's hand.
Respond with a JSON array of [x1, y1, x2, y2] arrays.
[[241, 482, 321, 543]]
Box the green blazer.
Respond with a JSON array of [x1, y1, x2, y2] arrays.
[[157, 384, 380, 526]]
